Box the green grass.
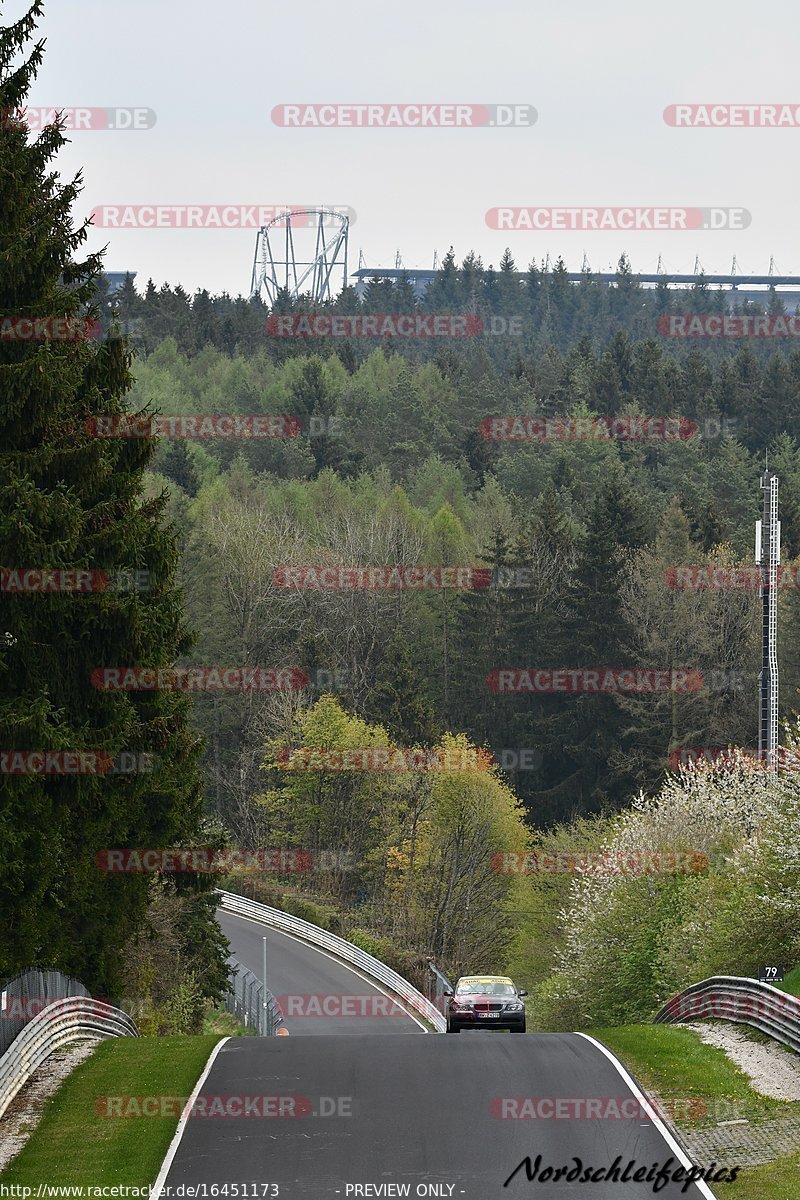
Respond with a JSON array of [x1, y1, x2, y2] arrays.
[[774, 964, 800, 998], [714, 1151, 800, 1199], [201, 1003, 252, 1037], [591, 1024, 795, 1126], [592, 1025, 800, 1200], [1, 1035, 221, 1186]]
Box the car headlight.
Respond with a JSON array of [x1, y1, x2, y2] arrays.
[[505, 1000, 524, 1011]]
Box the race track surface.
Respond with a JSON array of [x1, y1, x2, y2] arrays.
[[162, 1023, 716, 1198], [217, 908, 424, 1035]]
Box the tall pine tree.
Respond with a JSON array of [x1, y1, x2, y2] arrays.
[[0, 2, 210, 993]]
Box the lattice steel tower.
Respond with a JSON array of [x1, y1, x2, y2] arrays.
[[756, 470, 780, 769]]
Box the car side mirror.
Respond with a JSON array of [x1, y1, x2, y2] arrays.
[[518, 989, 528, 997], [443, 986, 453, 996]]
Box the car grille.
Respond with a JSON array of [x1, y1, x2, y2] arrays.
[[474, 1002, 504, 1012]]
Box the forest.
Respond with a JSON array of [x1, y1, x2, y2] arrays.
[[4, 0, 800, 1051], [95, 264, 800, 1018], [117, 265, 800, 831]]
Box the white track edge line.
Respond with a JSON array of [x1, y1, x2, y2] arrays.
[[151, 1036, 231, 1196], [575, 1033, 718, 1199], [223, 909, 430, 1033]]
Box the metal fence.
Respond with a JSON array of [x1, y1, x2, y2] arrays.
[[428, 960, 454, 1021], [0, 996, 138, 1119], [217, 890, 447, 1032], [222, 959, 284, 1035], [0, 967, 90, 1057], [654, 975, 800, 1054]]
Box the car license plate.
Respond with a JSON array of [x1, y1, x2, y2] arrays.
[[477, 1012, 499, 1018]]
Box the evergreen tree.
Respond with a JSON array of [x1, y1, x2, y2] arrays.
[[539, 480, 638, 815], [502, 488, 577, 821], [371, 628, 438, 746], [112, 273, 141, 341], [450, 527, 518, 748], [191, 288, 217, 351], [426, 247, 461, 309], [0, 3, 214, 994], [291, 357, 344, 475], [755, 354, 794, 446], [160, 440, 201, 497]]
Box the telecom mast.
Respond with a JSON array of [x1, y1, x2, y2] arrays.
[[756, 470, 780, 769]]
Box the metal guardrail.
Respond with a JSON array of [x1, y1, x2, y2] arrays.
[[654, 975, 800, 1054], [223, 958, 284, 1035], [217, 890, 447, 1032], [0, 996, 139, 1119], [0, 967, 90, 1056]]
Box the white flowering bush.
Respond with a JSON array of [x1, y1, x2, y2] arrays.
[[533, 745, 800, 1029]]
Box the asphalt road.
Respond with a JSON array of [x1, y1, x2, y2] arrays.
[[161, 1032, 718, 1198], [217, 907, 425, 1035]]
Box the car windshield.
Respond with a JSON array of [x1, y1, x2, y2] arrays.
[[456, 980, 515, 996]]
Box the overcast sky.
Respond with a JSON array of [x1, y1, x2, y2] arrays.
[[10, 0, 800, 296]]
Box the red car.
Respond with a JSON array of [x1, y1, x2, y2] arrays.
[[444, 974, 527, 1033]]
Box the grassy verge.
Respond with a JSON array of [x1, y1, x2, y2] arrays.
[[713, 1150, 800, 1199], [593, 1025, 800, 1200], [775, 964, 800, 998], [591, 1024, 792, 1126], [1, 1035, 221, 1186], [202, 1003, 252, 1037]]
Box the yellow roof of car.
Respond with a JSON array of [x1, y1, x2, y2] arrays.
[[457, 975, 513, 984]]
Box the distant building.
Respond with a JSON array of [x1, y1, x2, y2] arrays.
[[351, 267, 800, 311], [103, 271, 137, 295]]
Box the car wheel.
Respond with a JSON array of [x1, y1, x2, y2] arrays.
[[510, 1024, 526, 1033], [447, 1021, 460, 1033]]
